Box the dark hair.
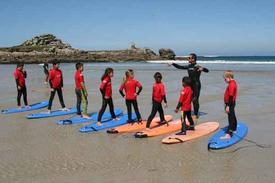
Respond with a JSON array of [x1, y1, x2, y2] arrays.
[[189, 53, 197, 61], [75, 62, 83, 70], [52, 59, 60, 65], [154, 72, 162, 83], [101, 67, 113, 81], [182, 76, 192, 86], [17, 63, 24, 68], [44, 63, 48, 67]]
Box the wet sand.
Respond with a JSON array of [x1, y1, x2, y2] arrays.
[[0, 63, 274, 183]]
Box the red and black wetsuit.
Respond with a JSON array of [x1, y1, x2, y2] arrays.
[[119, 77, 143, 122], [224, 79, 238, 136], [48, 68, 66, 110], [146, 82, 167, 128], [172, 63, 209, 116], [14, 68, 28, 106], [75, 70, 85, 115], [97, 76, 116, 122], [176, 86, 194, 133]]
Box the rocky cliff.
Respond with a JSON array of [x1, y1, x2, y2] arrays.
[[0, 34, 175, 63]]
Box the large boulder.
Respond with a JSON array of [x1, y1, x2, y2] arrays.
[[21, 34, 72, 49], [159, 48, 175, 60]]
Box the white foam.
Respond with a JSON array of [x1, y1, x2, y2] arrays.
[[146, 60, 275, 65]]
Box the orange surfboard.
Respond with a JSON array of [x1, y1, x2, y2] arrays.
[[135, 119, 187, 138], [162, 122, 219, 144], [107, 115, 173, 134]]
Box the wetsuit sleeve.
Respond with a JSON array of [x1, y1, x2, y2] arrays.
[[60, 71, 64, 88], [137, 86, 142, 95], [119, 84, 125, 97], [100, 78, 109, 97], [202, 67, 209, 73], [176, 102, 182, 110], [163, 95, 167, 103], [14, 72, 19, 86], [176, 90, 184, 109], [15, 79, 19, 86], [23, 71, 27, 78], [48, 71, 54, 88], [228, 83, 235, 106], [161, 84, 167, 103], [228, 96, 234, 107], [100, 88, 105, 97], [172, 63, 188, 70]]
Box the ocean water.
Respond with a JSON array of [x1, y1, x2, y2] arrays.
[[146, 56, 275, 71]]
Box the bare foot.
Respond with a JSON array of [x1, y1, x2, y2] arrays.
[[97, 122, 102, 126], [220, 134, 231, 140], [25, 105, 31, 108], [61, 108, 69, 111], [82, 114, 90, 119]]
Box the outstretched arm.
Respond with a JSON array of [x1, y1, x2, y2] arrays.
[[172, 63, 189, 70]]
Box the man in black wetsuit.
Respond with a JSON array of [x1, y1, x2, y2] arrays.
[[169, 53, 209, 119]]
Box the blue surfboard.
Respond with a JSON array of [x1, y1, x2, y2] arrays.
[[1, 101, 49, 114], [26, 107, 78, 119], [208, 122, 248, 150], [79, 113, 137, 133], [56, 108, 123, 125]]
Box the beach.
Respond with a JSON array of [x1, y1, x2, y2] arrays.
[[0, 62, 274, 183]]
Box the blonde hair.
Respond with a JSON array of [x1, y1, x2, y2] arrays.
[[122, 69, 134, 84], [224, 70, 234, 79]]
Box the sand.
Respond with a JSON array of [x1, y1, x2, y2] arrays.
[[0, 63, 274, 183]]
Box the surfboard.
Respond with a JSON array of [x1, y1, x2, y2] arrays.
[[106, 115, 173, 134], [135, 119, 186, 138], [1, 101, 49, 114], [79, 113, 137, 133], [26, 107, 78, 119], [56, 108, 123, 125], [208, 122, 248, 150], [162, 122, 219, 144]]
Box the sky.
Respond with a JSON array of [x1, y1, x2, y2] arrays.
[[0, 0, 274, 56]]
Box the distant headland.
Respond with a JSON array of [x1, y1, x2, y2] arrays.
[[0, 34, 178, 64]]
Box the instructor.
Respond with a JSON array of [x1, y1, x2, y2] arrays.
[[169, 53, 209, 119]]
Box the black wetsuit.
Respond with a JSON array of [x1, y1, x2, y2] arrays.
[[172, 63, 209, 116]]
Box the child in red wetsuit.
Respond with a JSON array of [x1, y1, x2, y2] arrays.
[[14, 63, 29, 109], [47, 61, 68, 113], [97, 68, 118, 126], [175, 76, 195, 135], [221, 70, 238, 139], [119, 69, 142, 123], [75, 62, 89, 118], [146, 72, 168, 129]]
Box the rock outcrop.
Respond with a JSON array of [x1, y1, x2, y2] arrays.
[[159, 48, 176, 60], [0, 34, 176, 63]]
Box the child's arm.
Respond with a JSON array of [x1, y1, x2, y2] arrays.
[[23, 71, 27, 78], [175, 102, 182, 113], [136, 86, 142, 95], [119, 84, 125, 98], [60, 71, 64, 88]]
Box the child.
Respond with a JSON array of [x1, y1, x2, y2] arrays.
[[119, 69, 142, 123], [146, 72, 168, 129], [75, 62, 89, 118], [43, 63, 49, 84], [175, 77, 195, 135], [221, 70, 238, 139], [97, 68, 118, 126], [47, 61, 68, 113], [14, 63, 29, 109]]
